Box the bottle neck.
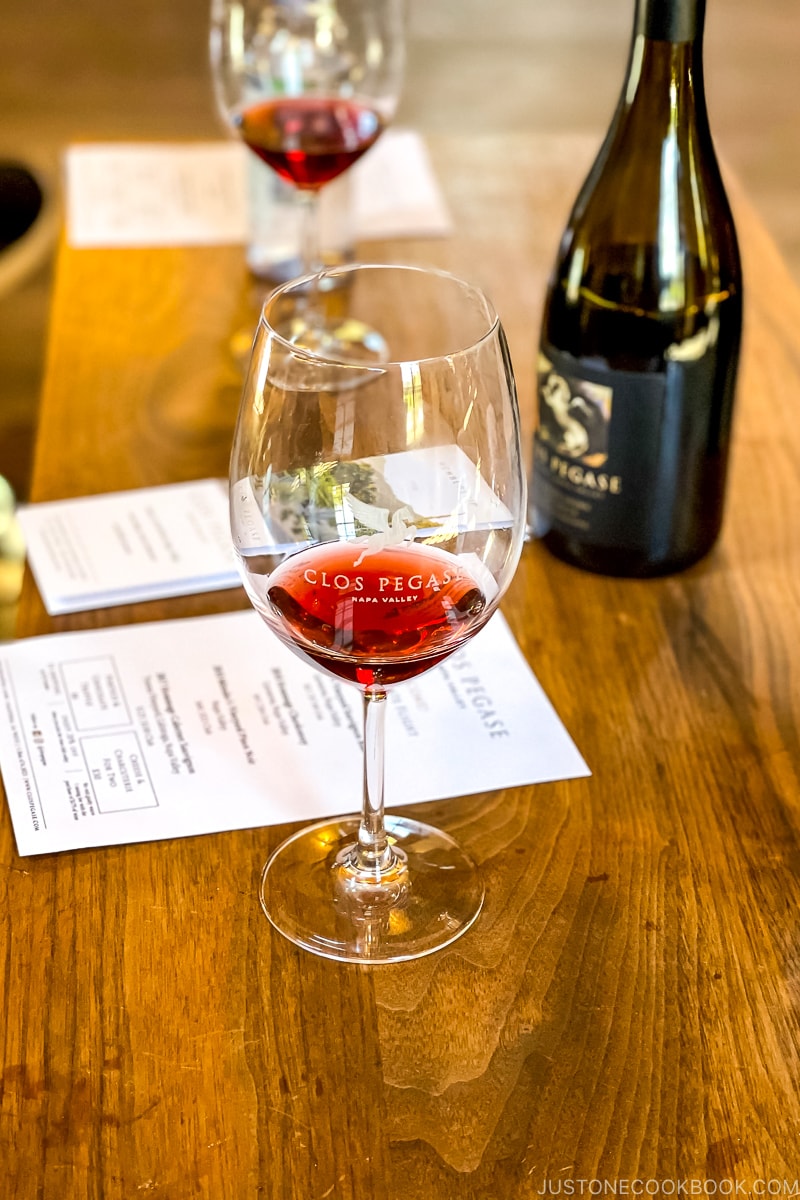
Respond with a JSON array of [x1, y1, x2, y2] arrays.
[[622, 0, 708, 118], [635, 0, 705, 43]]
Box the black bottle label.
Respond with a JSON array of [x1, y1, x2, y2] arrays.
[[531, 345, 668, 552]]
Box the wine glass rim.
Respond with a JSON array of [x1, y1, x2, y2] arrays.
[[259, 261, 502, 368]]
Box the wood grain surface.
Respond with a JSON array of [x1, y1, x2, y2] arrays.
[[1, 134, 798, 1198]]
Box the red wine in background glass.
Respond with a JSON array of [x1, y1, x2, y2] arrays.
[[234, 96, 385, 189], [264, 541, 487, 686]]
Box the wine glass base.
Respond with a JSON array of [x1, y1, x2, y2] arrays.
[[259, 814, 484, 964]]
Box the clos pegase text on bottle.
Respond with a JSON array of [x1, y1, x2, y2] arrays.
[[530, 0, 742, 577]]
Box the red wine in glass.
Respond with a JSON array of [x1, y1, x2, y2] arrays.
[[264, 541, 487, 686], [234, 96, 385, 190]]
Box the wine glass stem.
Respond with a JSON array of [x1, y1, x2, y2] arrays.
[[357, 686, 394, 873], [298, 188, 321, 275]]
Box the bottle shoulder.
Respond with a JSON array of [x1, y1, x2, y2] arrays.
[[541, 33, 742, 364], [552, 120, 741, 323], [566, 39, 732, 245], [570, 121, 732, 237]]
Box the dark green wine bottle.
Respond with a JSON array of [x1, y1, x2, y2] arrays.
[[530, 0, 742, 577]]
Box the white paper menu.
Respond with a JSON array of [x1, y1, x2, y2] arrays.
[[64, 131, 452, 249], [65, 142, 251, 248], [0, 609, 590, 857], [16, 479, 241, 615]]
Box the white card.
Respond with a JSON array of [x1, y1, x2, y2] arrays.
[[0, 610, 589, 856], [64, 131, 452, 249], [64, 143, 251, 248], [17, 479, 240, 614]]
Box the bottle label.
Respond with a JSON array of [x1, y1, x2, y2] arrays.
[[531, 345, 668, 550]]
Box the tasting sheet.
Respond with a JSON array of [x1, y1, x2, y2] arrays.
[[16, 479, 240, 614], [0, 610, 590, 856], [64, 131, 452, 249]]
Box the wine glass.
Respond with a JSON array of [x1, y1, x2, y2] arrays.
[[211, 0, 405, 350], [230, 263, 526, 963]]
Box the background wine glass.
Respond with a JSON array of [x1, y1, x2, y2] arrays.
[[230, 263, 527, 963], [211, 0, 405, 347]]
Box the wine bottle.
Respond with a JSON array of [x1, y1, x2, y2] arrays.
[[529, 0, 742, 577]]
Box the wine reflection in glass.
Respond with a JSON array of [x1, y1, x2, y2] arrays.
[[230, 264, 527, 963], [211, 0, 405, 352]]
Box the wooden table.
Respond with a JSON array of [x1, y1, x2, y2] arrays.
[[2, 134, 799, 1197]]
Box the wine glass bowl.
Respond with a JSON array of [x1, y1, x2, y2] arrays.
[[230, 263, 526, 962], [233, 95, 385, 192]]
